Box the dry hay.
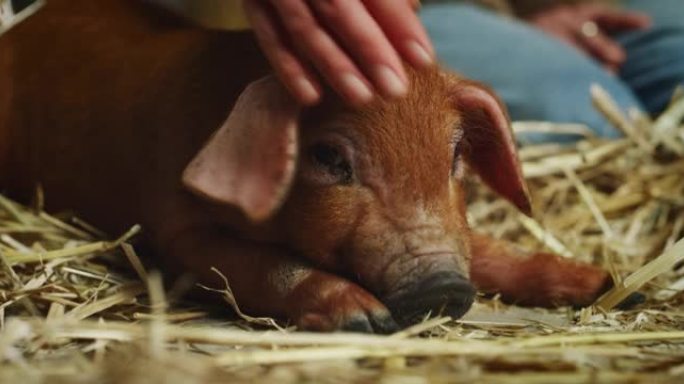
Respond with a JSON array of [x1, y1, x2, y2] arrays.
[[1, 85, 683, 383]]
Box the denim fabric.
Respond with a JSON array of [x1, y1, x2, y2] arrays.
[[421, 0, 684, 143], [618, 0, 684, 114]]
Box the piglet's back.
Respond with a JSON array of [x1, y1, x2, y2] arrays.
[[1, 0, 269, 235]]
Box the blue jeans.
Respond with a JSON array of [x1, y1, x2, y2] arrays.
[[421, 0, 684, 143]]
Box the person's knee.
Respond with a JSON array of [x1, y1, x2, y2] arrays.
[[506, 65, 640, 143], [645, 32, 684, 113], [623, 0, 684, 29], [420, 2, 641, 143], [621, 27, 684, 114]]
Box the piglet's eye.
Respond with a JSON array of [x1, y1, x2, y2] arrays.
[[309, 143, 354, 185]]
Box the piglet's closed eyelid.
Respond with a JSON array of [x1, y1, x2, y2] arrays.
[[307, 143, 354, 185], [304, 130, 358, 165], [299, 131, 360, 187]]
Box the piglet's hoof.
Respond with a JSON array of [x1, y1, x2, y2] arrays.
[[296, 308, 399, 334], [591, 279, 647, 310], [614, 292, 647, 310], [383, 272, 476, 327], [287, 275, 399, 333]]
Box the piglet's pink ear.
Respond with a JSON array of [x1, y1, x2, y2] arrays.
[[182, 76, 299, 222], [453, 82, 532, 216]]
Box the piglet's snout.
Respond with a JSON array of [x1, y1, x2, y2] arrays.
[[382, 268, 475, 327]]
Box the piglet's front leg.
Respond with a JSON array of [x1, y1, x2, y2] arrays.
[[469, 233, 610, 308], [165, 228, 398, 333]]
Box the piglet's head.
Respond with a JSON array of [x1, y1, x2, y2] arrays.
[[183, 68, 530, 326]]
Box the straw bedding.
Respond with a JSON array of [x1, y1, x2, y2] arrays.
[[0, 86, 683, 383]]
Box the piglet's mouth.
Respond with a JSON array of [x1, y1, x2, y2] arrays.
[[382, 271, 476, 327]]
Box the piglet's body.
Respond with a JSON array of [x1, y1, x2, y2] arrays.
[[1, 0, 610, 332]]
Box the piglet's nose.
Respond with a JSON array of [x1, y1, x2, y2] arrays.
[[382, 272, 475, 327]]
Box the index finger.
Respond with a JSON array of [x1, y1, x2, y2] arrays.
[[310, 0, 411, 98], [582, 6, 651, 32], [594, 11, 651, 31], [363, 0, 436, 69]]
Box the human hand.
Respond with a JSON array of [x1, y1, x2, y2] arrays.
[[243, 0, 434, 106], [527, 4, 651, 72]]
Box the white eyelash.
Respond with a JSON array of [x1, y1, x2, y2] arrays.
[[451, 129, 465, 179], [450, 128, 464, 147], [452, 153, 465, 180]]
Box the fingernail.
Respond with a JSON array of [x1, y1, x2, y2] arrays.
[[376, 66, 408, 98], [294, 77, 320, 105], [341, 73, 374, 104], [406, 40, 434, 67]]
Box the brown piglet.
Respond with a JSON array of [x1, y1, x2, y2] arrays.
[[1, 0, 612, 332]]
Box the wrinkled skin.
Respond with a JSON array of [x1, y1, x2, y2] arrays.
[[0, 0, 610, 333]]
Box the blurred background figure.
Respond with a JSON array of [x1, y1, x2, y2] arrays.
[[421, 0, 683, 142], [27, 0, 678, 144]]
